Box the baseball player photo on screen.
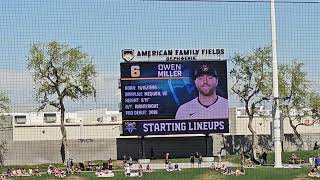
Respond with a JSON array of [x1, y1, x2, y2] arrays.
[[175, 64, 228, 120]]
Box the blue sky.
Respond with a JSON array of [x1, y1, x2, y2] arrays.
[[0, 0, 319, 112]]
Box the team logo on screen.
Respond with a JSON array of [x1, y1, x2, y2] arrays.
[[131, 66, 140, 77], [201, 65, 209, 72], [124, 122, 137, 134], [122, 49, 135, 62]]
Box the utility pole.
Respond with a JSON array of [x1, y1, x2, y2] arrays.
[[270, 0, 282, 168]]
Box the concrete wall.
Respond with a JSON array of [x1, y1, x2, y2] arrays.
[[2, 118, 120, 165], [4, 138, 117, 166], [223, 133, 320, 155]]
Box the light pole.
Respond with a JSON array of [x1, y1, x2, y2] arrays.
[[270, 0, 282, 168]]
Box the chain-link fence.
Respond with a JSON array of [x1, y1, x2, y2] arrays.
[[0, 0, 320, 179]]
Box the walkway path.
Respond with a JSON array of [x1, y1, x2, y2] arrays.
[[130, 161, 236, 170]]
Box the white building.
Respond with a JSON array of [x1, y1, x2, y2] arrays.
[[6, 109, 122, 141], [1, 107, 319, 165]]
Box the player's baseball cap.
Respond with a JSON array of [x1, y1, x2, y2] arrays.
[[194, 64, 218, 79]]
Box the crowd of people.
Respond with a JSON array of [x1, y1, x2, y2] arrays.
[[166, 162, 181, 172], [47, 165, 67, 178], [210, 162, 245, 176], [123, 162, 153, 177], [46, 157, 115, 178], [0, 167, 41, 179], [95, 168, 114, 178], [5, 152, 320, 179], [122, 155, 155, 177]]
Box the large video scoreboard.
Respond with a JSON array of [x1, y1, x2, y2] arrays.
[[120, 61, 229, 136]]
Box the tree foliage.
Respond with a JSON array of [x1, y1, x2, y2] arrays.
[[279, 62, 310, 113], [27, 41, 96, 109], [278, 61, 310, 148], [230, 47, 272, 107], [278, 61, 320, 149], [309, 92, 320, 120], [231, 47, 317, 152], [27, 41, 96, 162], [229, 46, 272, 162], [0, 92, 9, 117], [0, 91, 9, 166]]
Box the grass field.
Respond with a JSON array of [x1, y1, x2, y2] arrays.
[[2, 150, 319, 179], [225, 150, 320, 164], [4, 167, 312, 180]]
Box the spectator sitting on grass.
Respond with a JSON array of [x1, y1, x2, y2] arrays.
[[174, 163, 181, 171], [166, 162, 174, 172], [308, 166, 319, 177], [66, 167, 72, 175], [16, 169, 22, 177], [145, 164, 154, 172], [289, 153, 298, 164], [6, 168, 12, 177], [235, 167, 246, 176], [53, 167, 66, 178], [146, 164, 151, 171], [88, 160, 97, 171], [96, 170, 114, 178], [124, 164, 131, 176], [95, 167, 102, 176], [0, 174, 7, 180], [222, 166, 234, 175], [215, 162, 225, 171], [28, 168, 33, 176], [220, 163, 226, 171], [34, 167, 41, 176], [11, 169, 16, 177], [214, 162, 223, 170], [245, 159, 254, 168], [47, 164, 54, 175], [259, 150, 267, 165], [74, 166, 81, 174], [210, 162, 215, 170], [22, 168, 28, 176]]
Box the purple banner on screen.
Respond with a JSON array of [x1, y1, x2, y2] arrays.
[[122, 119, 229, 136]]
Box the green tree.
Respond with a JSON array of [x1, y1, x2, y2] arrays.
[[0, 92, 9, 118], [0, 91, 9, 166], [278, 62, 311, 149], [230, 47, 272, 162], [309, 92, 320, 120], [27, 41, 96, 163]]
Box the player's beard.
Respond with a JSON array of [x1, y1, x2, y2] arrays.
[[198, 85, 215, 96]]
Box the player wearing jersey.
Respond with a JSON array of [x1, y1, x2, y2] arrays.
[[175, 64, 228, 119]]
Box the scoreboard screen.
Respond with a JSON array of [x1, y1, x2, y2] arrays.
[[120, 61, 229, 136]]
